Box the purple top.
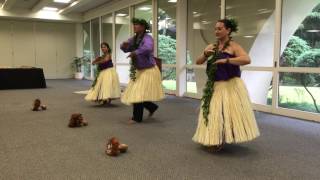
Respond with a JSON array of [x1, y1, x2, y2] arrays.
[[214, 52, 241, 81], [98, 60, 113, 70], [120, 34, 156, 70]]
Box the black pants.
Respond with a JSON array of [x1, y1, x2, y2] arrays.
[[132, 101, 158, 122]]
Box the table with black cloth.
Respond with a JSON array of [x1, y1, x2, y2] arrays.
[[0, 68, 46, 90]]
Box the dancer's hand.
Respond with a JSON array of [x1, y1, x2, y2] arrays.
[[127, 52, 136, 59], [204, 49, 214, 57], [121, 41, 130, 49]]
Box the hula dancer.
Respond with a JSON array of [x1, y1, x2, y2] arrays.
[[192, 19, 260, 151], [120, 18, 164, 124], [85, 42, 120, 105]]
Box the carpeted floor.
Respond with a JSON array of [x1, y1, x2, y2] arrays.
[[0, 79, 319, 180]]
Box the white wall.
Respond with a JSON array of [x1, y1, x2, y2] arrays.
[[0, 20, 13, 67], [0, 19, 76, 79]]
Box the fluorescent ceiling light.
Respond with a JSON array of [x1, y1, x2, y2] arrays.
[[70, 1, 78, 7], [257, 9, 273, 15], [244, 35, 254, 38], [139, 6, 151, 11], [116, 13, 128, 17], [193, 13, 201, 17], [201, 20, 211, 25], [54, 0, 71, 3], [168, 0, 177, 3], [306, 29, 320, 32], [258, 8, 268, 12], [42, 7, 58, 11]]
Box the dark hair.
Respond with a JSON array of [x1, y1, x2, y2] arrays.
[[100, 42, 111, 53], [218, 18, 238, 34], [131, 18, 150, 30]]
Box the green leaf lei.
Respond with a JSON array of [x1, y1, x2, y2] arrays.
[[91, 68, 101, 87], [129, 59, 137, 81], [202, 38, 232, 126], [91, 54, 106, 87], [129, 33, 145, 81]]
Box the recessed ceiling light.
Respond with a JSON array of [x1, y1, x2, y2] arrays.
[[54, 0, 71, 3], [116, 13, 128, 17], [139, 6, 151, 11], [306, 29, 320, 32], [168, 0, 177, 3], [42, 7, 58, 11]]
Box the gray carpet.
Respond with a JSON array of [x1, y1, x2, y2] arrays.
[[0, 79, 319, 180]]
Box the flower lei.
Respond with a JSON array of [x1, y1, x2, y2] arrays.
[[202, 37, 232, 126], [129, 33, 145, 81]]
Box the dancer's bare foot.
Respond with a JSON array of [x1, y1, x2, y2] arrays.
[[128, 119, 137, 124]]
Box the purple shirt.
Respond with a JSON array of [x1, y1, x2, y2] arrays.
[[98, 60, 113, 70], [120, 34, 156, 69], [214, 52, 241, 81]]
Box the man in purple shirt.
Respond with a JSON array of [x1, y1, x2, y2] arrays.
[[120, 18, 164, 124]]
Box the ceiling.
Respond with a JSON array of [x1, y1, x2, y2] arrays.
[[0, 0, 115, 21]]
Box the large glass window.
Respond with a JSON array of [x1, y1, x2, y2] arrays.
[[187, 0, 220, 65], [186, 68, 205, 95], [82, 21, 91, 79], [158, 0, 177, 90], [115, 8, 129, 64], [102, 13, 113, 55], [162, 67, 176, 91], [281, 1, 320, 68], [279, 72, 320, 113], [279, 1, 320, 114], [158, 2, 176, 65], [241, 71, 273, 106], [134, 0, 153, 34], [116, 65, 130, 85], [115, 8, 130, 84], [225, 0, 275, 107], [91, 18, 100, 76], [226, 0, 275, 67], [186, 0, 220, 94], [91, 18, 101, 58]]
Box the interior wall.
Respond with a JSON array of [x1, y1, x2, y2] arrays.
[[0, 20, 13, 67], [0, 19, 76, 79]]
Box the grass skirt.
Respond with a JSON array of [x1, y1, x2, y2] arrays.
[[193, 77, 260, 146], [121, 66, 164, 105], [85, 67, 120, 101]]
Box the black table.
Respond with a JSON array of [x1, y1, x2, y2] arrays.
[[0, 68, 46, 90]]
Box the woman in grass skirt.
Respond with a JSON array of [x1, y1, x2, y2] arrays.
[[192, 19, 260, 151], [85, 42, 120, 105], [120, 18, 164, 124]]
